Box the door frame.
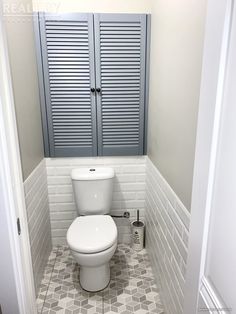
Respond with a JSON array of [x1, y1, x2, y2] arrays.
[[0, 0, 235, 313], [0, 6, 37, 314], [184, 0, 234, 313]]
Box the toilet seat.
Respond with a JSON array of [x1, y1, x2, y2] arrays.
[[67, 215, 117, 254]]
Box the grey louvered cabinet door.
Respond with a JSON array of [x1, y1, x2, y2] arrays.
[[94, 14, 147, 156], [38, 13, 97, 157]]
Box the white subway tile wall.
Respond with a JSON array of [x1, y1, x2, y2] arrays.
[[27, 156, 190, 313], [145, 158, 190, 314], [46, 157, 146, 245], [24, 159, 52, 295]]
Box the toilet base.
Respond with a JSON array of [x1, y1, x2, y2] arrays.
[[69, 242, 117, 292], [80, 263, 110, 292]]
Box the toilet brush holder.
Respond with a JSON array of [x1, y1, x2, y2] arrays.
[[131, 210, 145, 251]]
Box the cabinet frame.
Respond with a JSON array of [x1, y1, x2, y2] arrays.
[[34, 12, 150, 157]]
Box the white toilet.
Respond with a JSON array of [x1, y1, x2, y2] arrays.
[[66, 167, 118, 292]]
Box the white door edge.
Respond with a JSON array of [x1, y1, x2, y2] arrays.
[[183, 0, 234, 313], [199, 277, 229, 314], [0, 6, 37, 314]]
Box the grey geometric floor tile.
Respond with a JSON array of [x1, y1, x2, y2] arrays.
[[37, 244, 164, 314]]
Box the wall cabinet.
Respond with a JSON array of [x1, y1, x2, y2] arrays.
[[35, 12, 150, 157]]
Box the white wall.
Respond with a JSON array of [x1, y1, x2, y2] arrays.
[[3, 0, 52, 297], [0, 177, 20, 314], [148, 0, 207, 210], [3, 0, 44, 180], [33, 0, 152, 13], [204, 6, 236, 310], [145, 157, 190, 313], [46, 156, 146, 245], [24, 160, 51, 295], [45, 155, 191, 313]]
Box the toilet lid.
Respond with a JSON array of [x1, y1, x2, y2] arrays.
[[67, 215, 117, 254]]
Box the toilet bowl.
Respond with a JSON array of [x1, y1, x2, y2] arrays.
[[67, 214, 117, 291], [67, 167, 116, 291]]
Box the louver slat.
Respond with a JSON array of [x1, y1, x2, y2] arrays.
[[95, 14, 146, 155], [39, 13, 97, 157]]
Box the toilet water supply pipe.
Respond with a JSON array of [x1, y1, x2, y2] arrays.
[[110, 211, 130, 219]]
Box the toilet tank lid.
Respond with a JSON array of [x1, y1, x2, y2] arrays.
[[71, 167, 115, 181]]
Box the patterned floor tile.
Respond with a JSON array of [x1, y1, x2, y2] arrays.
[[37, 244, 164, 314]]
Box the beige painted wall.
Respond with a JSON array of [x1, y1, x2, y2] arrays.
[[3, 0, 206, 208], [3, 0, 151, 181], [4, 0, 44, 180], [33, 0, 152, 13], [148, 0, 207, 210]]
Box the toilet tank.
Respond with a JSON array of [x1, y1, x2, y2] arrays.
[[71, 167, 114, 215]]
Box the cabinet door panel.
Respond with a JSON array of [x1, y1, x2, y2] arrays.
[[39, 13, 97, 157], [94, 14, 147, 156]]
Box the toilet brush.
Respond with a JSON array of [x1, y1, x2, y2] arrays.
[[132, 209, 145, 250]]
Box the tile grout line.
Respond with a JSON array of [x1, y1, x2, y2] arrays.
[[102, 285, 105, 314], [39, 246, 59, 314], [37, 244, 165, 313]]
